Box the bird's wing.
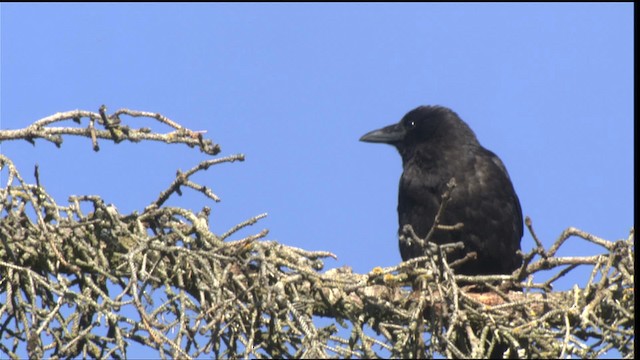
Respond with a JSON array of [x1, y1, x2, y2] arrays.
[[486, 151, 524, 239]]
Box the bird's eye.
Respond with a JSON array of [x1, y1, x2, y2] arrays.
[[406, 119, 416, 129]]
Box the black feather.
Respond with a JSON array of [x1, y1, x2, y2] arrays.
[[361, 105, 523, 275]]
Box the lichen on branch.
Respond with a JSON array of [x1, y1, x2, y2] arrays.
[[0, 106, 634, 359]]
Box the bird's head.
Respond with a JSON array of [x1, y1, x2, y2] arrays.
[[360, 105, 478, 155]]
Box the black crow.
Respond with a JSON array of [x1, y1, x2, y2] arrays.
[[360, 105, 523, 275]]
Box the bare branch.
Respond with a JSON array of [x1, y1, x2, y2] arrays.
[[0, 107, 633, 359], [0, 106, 220, 155]]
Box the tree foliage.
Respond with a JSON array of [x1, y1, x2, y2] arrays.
[[0, 107, 634, 359]]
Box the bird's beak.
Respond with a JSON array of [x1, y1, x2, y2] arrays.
[[359, 123, 405, 144]]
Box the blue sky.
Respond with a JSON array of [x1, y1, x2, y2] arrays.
[[0, 3, 634, 357]]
